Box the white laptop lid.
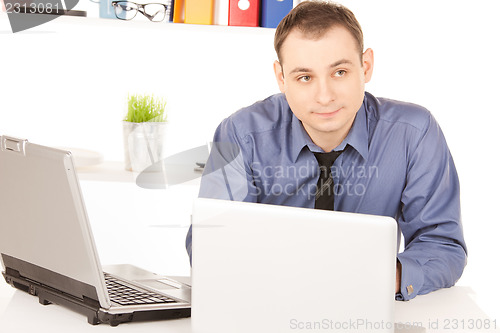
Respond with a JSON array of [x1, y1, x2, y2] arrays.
[[191, 197, 398, 333], [0, 136, 111, 308]]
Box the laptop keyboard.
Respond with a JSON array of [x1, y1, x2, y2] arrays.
[[104, 274, 176, 306]]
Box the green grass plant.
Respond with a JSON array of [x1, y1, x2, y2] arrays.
[[124, 94, 167, 123]]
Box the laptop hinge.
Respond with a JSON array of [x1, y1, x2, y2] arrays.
[[5, 267, 21, 278], [1, 136, 27, 155], [83, 296, 100, 308]]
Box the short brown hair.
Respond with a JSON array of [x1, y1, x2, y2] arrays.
[[274, 1, 364, 64]]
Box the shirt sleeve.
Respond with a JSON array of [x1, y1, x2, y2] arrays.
[[186, 117, 258, 264], [198, 121, 254, 202], [396, 113, 467, 301]]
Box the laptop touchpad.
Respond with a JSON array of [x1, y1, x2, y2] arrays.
[[139, 279, 180, 290]]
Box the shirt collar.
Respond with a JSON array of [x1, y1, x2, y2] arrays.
[[291, 113, 315, 162], [290, 95, 370, 162], [338, 98, 369, 161]]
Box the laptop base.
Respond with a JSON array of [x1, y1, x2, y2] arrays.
[[2, 257, 191, 326], [3, 270, 103, 325]]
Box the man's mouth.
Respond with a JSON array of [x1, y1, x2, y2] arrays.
[[313, 108, 342, 118]]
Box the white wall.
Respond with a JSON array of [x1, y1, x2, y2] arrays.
[[0, 15, 278, 158], [1, 0, 499, 290]]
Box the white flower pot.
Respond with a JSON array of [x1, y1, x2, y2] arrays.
[[123, 121, 167, 172]]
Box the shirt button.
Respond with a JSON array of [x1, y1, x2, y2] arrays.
[[406, 285, 414, 295]]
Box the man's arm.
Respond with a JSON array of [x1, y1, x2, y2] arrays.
[[186, 118, 257, 264], [396, 113, 467, 301]]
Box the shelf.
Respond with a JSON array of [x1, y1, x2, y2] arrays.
[[76, 161, 202, 189], [0, 12, 276, 35]]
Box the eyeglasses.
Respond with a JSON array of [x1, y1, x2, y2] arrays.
[[111, 1, 173, 22]]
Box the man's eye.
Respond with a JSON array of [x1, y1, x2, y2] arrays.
[[334, 70, 346, 77], [298, 76, 311, 82]]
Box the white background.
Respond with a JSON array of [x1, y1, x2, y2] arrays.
[[0, 0, 499, 316]]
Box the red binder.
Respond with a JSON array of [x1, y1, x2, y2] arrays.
[[228, 0, 260, 27]]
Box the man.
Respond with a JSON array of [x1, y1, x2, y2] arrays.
[[186, 1, 467, 301]]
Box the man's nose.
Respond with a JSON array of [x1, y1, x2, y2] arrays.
[[315, 78, 336, 106]]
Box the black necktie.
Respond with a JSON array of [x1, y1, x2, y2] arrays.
[[313, 150, 343, 210]]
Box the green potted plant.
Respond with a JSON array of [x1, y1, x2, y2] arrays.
[[123, 93, 168, 172]]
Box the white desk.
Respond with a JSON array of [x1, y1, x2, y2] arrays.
[[1, 281, 499, 333]]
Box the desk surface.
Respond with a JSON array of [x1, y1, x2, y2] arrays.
[[1, 280, 499, 333]]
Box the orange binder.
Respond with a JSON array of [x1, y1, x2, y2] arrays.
[[173, 0, 184, 23], [185, 0, 214, 25]]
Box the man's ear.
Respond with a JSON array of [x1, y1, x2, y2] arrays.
[[362, 48, 374, 83], [273, 60, 286, 93]]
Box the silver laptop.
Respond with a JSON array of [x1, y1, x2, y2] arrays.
[[0, 136, 191, 326], [191, 197, 398, 333]]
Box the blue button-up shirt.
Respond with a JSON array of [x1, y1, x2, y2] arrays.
[[186, 92, 467, 301]]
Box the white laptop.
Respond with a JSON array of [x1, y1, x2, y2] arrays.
[[191, 197, 398, 333], [0, 136, 191, 326]]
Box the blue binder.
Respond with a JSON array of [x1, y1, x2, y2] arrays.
[[99, 0, 117, 19], [260, 0, 293, 28]]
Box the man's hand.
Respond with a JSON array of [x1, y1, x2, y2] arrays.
[[396, 260, 402, 293]]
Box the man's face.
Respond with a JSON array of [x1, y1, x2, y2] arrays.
[[274, 26, 374, 151]]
